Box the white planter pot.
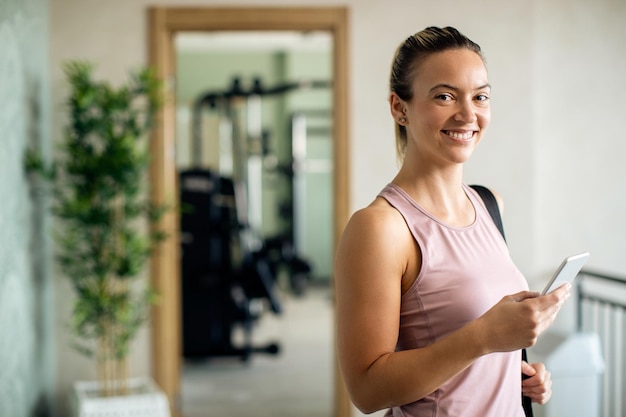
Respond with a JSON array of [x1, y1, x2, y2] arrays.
[[72, 377, 170, 417]]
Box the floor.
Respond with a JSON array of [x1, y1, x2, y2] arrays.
[[180, 285, 386, 417]]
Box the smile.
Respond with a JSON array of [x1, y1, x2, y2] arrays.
[[443, 130, 475, 141]]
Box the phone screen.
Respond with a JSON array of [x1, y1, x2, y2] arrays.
[[541, 252, 590, 295]]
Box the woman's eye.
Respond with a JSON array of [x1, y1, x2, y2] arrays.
[[436, 94, 453, 101], [476, 94, 490, 102]]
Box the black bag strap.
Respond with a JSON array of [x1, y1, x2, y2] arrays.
[[469, 184, 506, 242], [469, 184, 534, 417], [521, 349, 533, 416]]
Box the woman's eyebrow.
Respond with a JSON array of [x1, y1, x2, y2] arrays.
[[428, 83, 491, 93]]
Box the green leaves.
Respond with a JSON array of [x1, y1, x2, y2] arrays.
[[26, 60, 166, 363]]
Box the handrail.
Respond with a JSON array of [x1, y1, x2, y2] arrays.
[[577, 268, 626, 331], [578, 268, 626, 286], [576, 268, 626, 417]]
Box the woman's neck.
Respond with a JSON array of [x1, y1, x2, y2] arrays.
[[391, 163, 474, 227]]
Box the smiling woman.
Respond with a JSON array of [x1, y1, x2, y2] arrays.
[[393, 49, 492, 170], [388, 29, 489, 163], [334, 26, 568, 417]]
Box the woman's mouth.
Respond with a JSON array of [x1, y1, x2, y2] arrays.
[[443, 130, 475, 141]]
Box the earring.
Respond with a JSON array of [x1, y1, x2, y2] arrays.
[[399, 117, 407, 124]]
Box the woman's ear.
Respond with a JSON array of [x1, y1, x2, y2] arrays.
[[389, 93, 408, 124]]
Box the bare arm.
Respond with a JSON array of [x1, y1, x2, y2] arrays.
[[334, 201, 570, 413]]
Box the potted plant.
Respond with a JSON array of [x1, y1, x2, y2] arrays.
[[25, 61, 169, 415]]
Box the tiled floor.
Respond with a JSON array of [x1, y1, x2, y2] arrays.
[[181, 286, 333, 417], [180, 285, 385, 417]]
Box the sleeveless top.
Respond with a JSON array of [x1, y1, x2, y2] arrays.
[[378, 183, 528, 417]]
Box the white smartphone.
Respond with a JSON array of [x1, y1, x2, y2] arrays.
[[541, 252, 590, 295]]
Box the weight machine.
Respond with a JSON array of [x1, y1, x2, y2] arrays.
[[180, 76, 330, 360]]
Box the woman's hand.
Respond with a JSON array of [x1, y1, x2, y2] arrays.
[[522, 361, 553, 404], [476, 283, 571, 352]]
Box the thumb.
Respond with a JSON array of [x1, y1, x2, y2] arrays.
[[521, 360, 537, 377], [510, 290, 540, 302]]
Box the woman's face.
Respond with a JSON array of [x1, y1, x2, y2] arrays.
[[401, 48, 491, 167]]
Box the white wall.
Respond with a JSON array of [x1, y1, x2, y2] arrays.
[[532, 0, 626, 330], [533, 0, 626, 261], [50, 0, 626, 413]]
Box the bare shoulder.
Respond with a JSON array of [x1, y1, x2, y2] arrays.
[[335, 197, 414, 284], [341, 197, 410, 244]]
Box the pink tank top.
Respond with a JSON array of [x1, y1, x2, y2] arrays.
[[379, 183, 527, 417]]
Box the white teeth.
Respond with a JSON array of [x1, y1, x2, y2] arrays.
[[446, 131, 474, 140]]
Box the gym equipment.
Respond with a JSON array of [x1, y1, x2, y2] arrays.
[[180, 76, 329, 360], [180, 168, 280, 360]]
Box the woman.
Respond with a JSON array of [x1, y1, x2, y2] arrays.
[[334, 26, 569, 417]]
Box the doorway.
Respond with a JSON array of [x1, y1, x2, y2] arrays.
[[147, 7, 350, 417]]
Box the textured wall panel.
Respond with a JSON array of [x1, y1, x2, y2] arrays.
[[0, 0, 52, 415]]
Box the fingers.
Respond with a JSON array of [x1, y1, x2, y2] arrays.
[[480, 286, 571, 353], [521, 360, 536, 377], [522, 362, 552, 405], [540, 283, 571, 308], [524, 284, 570, 313], [521, 283, 571, 342], [509, 290, 540, 303]]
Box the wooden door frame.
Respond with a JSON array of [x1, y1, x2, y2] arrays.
[[147, 7, 351, 417]]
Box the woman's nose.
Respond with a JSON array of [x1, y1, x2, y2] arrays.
[[453, 101, 477, 123]]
